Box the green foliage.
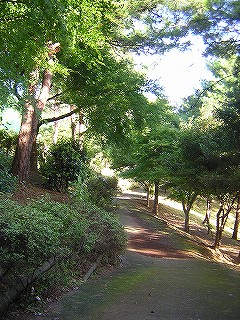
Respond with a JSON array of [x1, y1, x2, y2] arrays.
[[86, 175, 118, 209], [0, 199, 85, 268], [0, 150, 12, 172], [70, 174, 119, 210], [0, 169, 17, 193], [70, 196, 126, 262], [0, 129, 18, 155], [0, 196, 126, 295], [0, 129, 18, 192], [84, 205, 126, 263], [40, 139, 86, 192], [171, 0, 240, 57]]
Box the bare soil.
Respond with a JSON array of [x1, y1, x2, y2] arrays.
[[11, 183, 70, 204]]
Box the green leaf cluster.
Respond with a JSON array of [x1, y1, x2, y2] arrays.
[[40, 138, 86, 192], [0, 129, 18, 193], [71, 174, 118, 210], [0, 196, 126, 282]]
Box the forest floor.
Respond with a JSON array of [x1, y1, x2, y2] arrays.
[[6, 187, 240, 320]]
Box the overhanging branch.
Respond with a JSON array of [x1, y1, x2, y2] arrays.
[[39, 107, 80, 128], [194, 70, 240, 105], [47, 91, 63, 102]]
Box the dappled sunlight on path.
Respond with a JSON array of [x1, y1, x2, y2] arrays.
[[125, 224, 189, 259], [117, 197, 207, 261]]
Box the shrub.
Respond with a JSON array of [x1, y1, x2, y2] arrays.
[[70, 174, 119, 210], [0, 192, 126, 315], [0, 199, 88, 270], [0, 197, 126, 287], [86, 175, 118, 208], [0, 170, 17, 193], [0, 129, 18, 155], [0, 150, 13, 171], [0, 151, 17, 193], [40, 139, 86, 192], [84, 205, 126, 263]]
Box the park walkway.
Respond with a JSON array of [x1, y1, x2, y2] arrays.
[[13, 193, 240, 320]]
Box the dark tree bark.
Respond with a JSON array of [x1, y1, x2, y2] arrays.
[[39, 107, 80, 127], [70, 105, 85, 150], [52, 104, 60, 144], [70, 104, 78, 142], [30, 139, 38, 171], [181, 192, 198, 233], [203, 197, 212, 235], [232, 192, 240, 240], [152, 181, 159, 216], [11, 101, 40, 181], [214, 194, 237, 249], [78, 111, 85, 151], [146, 184, 151, 208]]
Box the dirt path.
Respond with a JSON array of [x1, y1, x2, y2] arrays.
[[9, 195, 240, 320]]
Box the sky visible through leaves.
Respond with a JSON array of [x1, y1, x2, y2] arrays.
[[2, 34, 214, 131], [133, 35, 215, 105]]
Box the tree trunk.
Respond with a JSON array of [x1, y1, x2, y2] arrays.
[[146, 184, 151, 208], [203, 197, 212, 235], [70, 106, 85, 150], [214, 203, 223, 249], [232, 192, 240, 240], [152, 181, 159, 216], [214, 194, 237, 248], [70, 104, 77, 142], [181, 191, 197, 233], [182, 198, 190, 233], [78, 111, 85, 150], [30, 139, 38, 171], [11, 43, 60, 181], [53, 104, 60, 144], [184, 207, 190, 233], [11, 103, 39, 181]]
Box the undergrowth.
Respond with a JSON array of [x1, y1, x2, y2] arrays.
[[0, 193, 126, 315]]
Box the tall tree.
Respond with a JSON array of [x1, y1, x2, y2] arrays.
[[0, 0, 126, 180], [2, 0, 190, 181], [11, 42, 60, 180]]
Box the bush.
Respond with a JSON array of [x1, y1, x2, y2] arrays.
[[0, 151, 17, 193], [0, 198, 88, 270], [0, 197, 126, 304], [40, 139, 86, 192], [0, 150, 13, 171], [71, 174, 118, 210], [0, 170, 17, 193], [86, 175, 118, 208], [0, 129, 18, 154], [84, 205, 126, 263]]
